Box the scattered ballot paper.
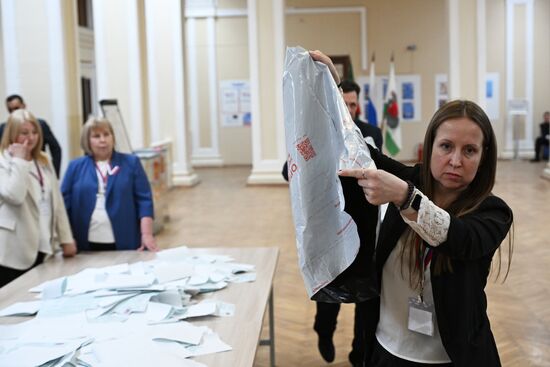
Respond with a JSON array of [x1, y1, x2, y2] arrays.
[[2, 246, 255, 366], [0, 301, 41, 317], [42, 277, 67, 299]]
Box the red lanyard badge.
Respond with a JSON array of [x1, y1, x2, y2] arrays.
[[29, 160, 44, 194]]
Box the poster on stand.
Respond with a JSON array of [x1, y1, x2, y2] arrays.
[[485, 73, 500, 120], [361, 75, 421, 123], [219, 80, 251, 127], [435, 74, 449, 111]]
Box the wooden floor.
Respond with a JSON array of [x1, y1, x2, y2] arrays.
[[156, 160, 550, 367]]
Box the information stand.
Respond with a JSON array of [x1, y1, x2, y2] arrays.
[[99, 99, 133, 154]]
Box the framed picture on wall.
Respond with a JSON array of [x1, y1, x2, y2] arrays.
[[329, 55, 352, 81]]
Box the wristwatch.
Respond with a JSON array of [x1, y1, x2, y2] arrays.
[[397, 181, 415, 211], [410, 191, 422, 211]]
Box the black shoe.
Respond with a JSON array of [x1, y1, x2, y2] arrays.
[[530, 158, 541, 162], [318, 336, 335, 362]]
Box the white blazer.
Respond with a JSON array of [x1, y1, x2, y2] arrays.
[[0, 150, 73, 270]]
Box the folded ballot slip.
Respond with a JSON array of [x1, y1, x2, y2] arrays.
[[283, 46, 376, 299]]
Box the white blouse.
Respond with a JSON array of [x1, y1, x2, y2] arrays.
[[88, 160, 115, 243], [29, 160, 53, 255], [376, 190, 452, 363]]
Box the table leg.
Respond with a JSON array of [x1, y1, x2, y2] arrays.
[[259, 287, 275, 367]]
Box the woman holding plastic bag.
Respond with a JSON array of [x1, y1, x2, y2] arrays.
[[311, 51, 514, 367]]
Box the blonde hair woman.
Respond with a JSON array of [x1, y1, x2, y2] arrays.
[[0, 110, 76, 287]]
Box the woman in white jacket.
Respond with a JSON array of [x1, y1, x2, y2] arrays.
[[0, 109, 76, 287]]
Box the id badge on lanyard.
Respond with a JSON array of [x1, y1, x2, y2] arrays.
[[30, 161, 49, 216], [39, 196, 50, 216], [407, 241, 435, 336]]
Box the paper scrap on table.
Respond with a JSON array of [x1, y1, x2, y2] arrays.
[[42, 277, 67, 299], [155, 246, 190, 262], [153, 263, 194, 284], [185, 329, 232, 357], [0, 300, 41, 317], [149, 321, 206, 346], [0, 337, 92, 367]]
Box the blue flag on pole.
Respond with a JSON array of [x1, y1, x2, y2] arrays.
[[366, 97, 378, 126]]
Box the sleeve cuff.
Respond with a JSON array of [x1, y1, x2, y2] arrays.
[[400, 189, 450, 246]]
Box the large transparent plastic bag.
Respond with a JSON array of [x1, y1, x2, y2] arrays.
[[283, 46, 378, 303]]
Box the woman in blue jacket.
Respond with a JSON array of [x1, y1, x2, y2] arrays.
[[62, 117, 158, 251]]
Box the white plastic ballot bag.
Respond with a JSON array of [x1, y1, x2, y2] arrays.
[[283, 46, 377, 300]]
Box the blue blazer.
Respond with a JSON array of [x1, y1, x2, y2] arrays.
[[61, 151, 154, 250]]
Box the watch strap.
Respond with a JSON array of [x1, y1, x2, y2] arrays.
[[397, 181, 415, 211]]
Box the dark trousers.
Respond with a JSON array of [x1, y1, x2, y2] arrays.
[[534, 136, 549, 160], [370, 339, 453, 367], [0, 252, 46, 288], [88, 242, 117, 251], [314, 298, 379, 365]]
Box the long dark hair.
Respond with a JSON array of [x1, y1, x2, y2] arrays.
[[401, 100, 512, 286]]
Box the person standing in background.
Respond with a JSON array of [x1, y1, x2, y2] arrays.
[[62, 117, 158, 252], [0, 95, 62, 177], [530, 111, 549, 162], [340, 80, 383, 151], [0, 109, 76, 288]]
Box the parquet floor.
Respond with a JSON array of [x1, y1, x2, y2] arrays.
[[155, 160, 550, 367]]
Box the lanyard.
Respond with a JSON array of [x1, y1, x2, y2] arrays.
[[95, 161, 120, 194], [415, 235, 432, 303], [95, 162, 110, 187], [29, 160, 44, 194]]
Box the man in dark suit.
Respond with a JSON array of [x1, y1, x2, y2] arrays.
[[0, 94, 62, 177], [530, 111, 549, 162], [340, 80, 383, 150]]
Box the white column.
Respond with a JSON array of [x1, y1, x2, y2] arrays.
[[447, 0, 461, 99], [205, 16, 221, 164], [1, 0, 80, 175], [476, 0, 487, 109], [144, 0, 198, 186], [246, 0, 286, 184], [503, 0, 534, 159], [1, 0, 20, 93], [186, 13, 223, 167], [92, 0, 147, 150], [45, 0, 72, 173]]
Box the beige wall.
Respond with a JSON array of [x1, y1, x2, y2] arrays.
[[2, 0, 549, 173], [457, 0, 478, 101], [257, 0, 279, 161], [193, 19, 213, 149], [94, 0, 149, 150], [486, 0, 550, 146], [61, 1, 83, 160], [486, 0, 507, 146], [218, 0, 247, 8], [513, 5, 527, 100], [146, 2, 176, 142], [136, 0, 150, 147], [286, 0, 448, 160], [182, 0, 550, 165], [217, 17, 251, 165], [286, 13, 362, 75], [2, 0, 82, 164], [533, 0, 550, 126], [12, 0, 52, 116]]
